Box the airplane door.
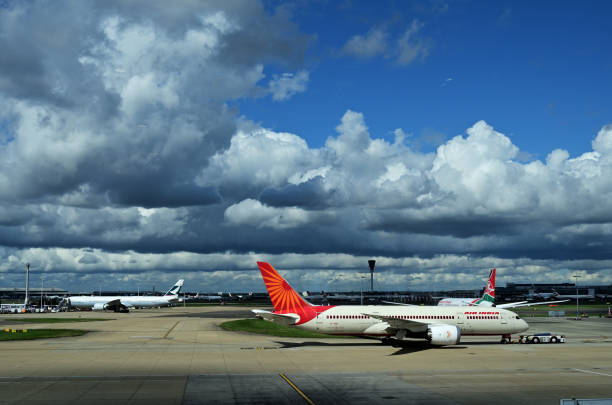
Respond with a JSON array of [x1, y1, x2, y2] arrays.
[[455, 312, 472, 332], [315, 312, 324, 331], [500, 313, 508, 325], [455, 312, 464, 326]]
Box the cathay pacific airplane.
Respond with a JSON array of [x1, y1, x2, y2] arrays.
[[65, 279, 184, 312], [253, 262, 529, 345]]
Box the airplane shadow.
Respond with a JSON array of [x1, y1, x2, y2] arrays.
[[273, 340, 469, 356], [389, 343, 467, 356], [274, 340, 382, 349]]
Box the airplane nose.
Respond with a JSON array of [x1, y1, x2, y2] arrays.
[[520, 319, 529, 332]]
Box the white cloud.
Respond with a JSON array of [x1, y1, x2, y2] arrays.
[[340, 21, 431, 66], [341, 27, 388, 58], [269, 70, 309, 101], [224, 198, 317, 229], [396, 19, 432, 65]]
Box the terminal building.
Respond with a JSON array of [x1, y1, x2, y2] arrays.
[[0, 287, 68, 303]]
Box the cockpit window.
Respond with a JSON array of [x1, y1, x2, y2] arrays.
[[515, 316, 521, 319]]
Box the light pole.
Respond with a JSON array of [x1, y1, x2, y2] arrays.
[[573, 275, 580, 320], [40, 276, 44, 310], [25, 263, 30, 306], [360, 275, 366, 306]]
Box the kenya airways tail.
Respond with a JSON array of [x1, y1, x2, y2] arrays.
[[253, 261, 331, 325], [437, 268, 496, 307], [475, 268, 496, 305]]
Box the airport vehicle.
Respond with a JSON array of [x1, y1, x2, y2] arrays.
[[253, 262, 529, 346], [518, 333, 565, 344], [64, 279, 184, 312], [0, 304, 27, 314]]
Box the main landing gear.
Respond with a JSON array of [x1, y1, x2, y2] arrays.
[[500, 334, 511, 344]]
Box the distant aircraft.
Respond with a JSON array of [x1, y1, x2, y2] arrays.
[[253, 262, 529, 345], [64, 279, 184, 312], [437, 269, 497, 307], [436, 268, 567, 309], [552, 289, 594, 300]]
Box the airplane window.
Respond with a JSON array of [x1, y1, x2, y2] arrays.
[[515, 316, 520, 319]]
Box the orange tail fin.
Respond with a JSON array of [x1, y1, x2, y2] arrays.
[[257, 261, 310, 313]]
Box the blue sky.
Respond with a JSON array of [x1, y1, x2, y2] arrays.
[[0, 1, 612, 293], [241, 1, 612, 158]]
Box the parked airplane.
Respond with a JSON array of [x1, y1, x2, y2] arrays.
[[436, 268, 567, 309], [253, 262, 529, 345], [552, 289, 594, 300], [437, 269, 497, 307], [64, 279, 184, 312]]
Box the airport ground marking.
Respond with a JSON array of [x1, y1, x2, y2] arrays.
[[573, 368, 612, 377], [279, 373, 316, 405], [163, 321, 180, 339]]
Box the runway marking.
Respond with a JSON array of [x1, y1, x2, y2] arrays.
[[574, 368, 612, 377], [163, 321, 179, 339], [279, 373, 316, 405]]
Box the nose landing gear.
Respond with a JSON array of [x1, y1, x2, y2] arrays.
[[500, 334, 511, 344]]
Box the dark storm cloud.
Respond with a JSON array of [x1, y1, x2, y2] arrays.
[[0, 0, 312, 210], [259, 177, 333, 209]]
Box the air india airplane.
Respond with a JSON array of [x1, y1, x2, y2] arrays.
[[253, 262, 529, 345]]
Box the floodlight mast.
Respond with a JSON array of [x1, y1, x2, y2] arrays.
[[24, 263, 30, 306], [573, 275, 580, 320]]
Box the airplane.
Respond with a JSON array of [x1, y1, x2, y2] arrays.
[[552, 289, 594, 300], [526, 289, 557, 300], [199, 293, 224, 302], [64, 279, 184, 312], [436, 268, 567, 309], [252, 262, 529, 345], [437, 269, 497, 307]]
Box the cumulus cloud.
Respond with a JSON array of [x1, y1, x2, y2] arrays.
[[341, 27, 388, 58], [269, 70, 309, 101], [0, 0, 310, 209], [224, 199, 324, 229], [395, 19, 432, 65], [2, 1, 612, 290], [340, 21, 432, 66]]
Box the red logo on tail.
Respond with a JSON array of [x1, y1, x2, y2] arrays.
[[257, 262, 332, 324]]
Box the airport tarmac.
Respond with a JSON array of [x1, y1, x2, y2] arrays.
[[1, 306, 612, 404]]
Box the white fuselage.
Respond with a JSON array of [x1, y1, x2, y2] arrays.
[[437, 297, 489, 306], [296, 305, 528, 336], [68, 295, 177, 309]]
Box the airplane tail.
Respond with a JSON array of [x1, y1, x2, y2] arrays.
[[478, 268, 496, 305], [257, 262, 311, 313], [164, 279, 184, 296]]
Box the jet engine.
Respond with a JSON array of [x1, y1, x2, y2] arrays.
[[427, 325, 461, 346], [92, 303, 106, 311]]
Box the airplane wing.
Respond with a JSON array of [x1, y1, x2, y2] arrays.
[[497, 299, 569, 309], [364, 313, 429, 333], [252, 309, 300, 326], [98, 299, 129, 312], [380, 301, 418, 306]]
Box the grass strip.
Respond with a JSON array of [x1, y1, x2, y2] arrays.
[[220, 318, 347, 338], [5, 318, 112, 323], [1, 329, 87, 341]]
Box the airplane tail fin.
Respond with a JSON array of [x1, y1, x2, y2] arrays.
[[164, 279, 184, 296], [257, 262, 311, 313], [480, 268, 496, 304]]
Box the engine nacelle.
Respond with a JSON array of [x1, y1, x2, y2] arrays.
[[427, 325, 461, 346], [92, 303, 105, 311]]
